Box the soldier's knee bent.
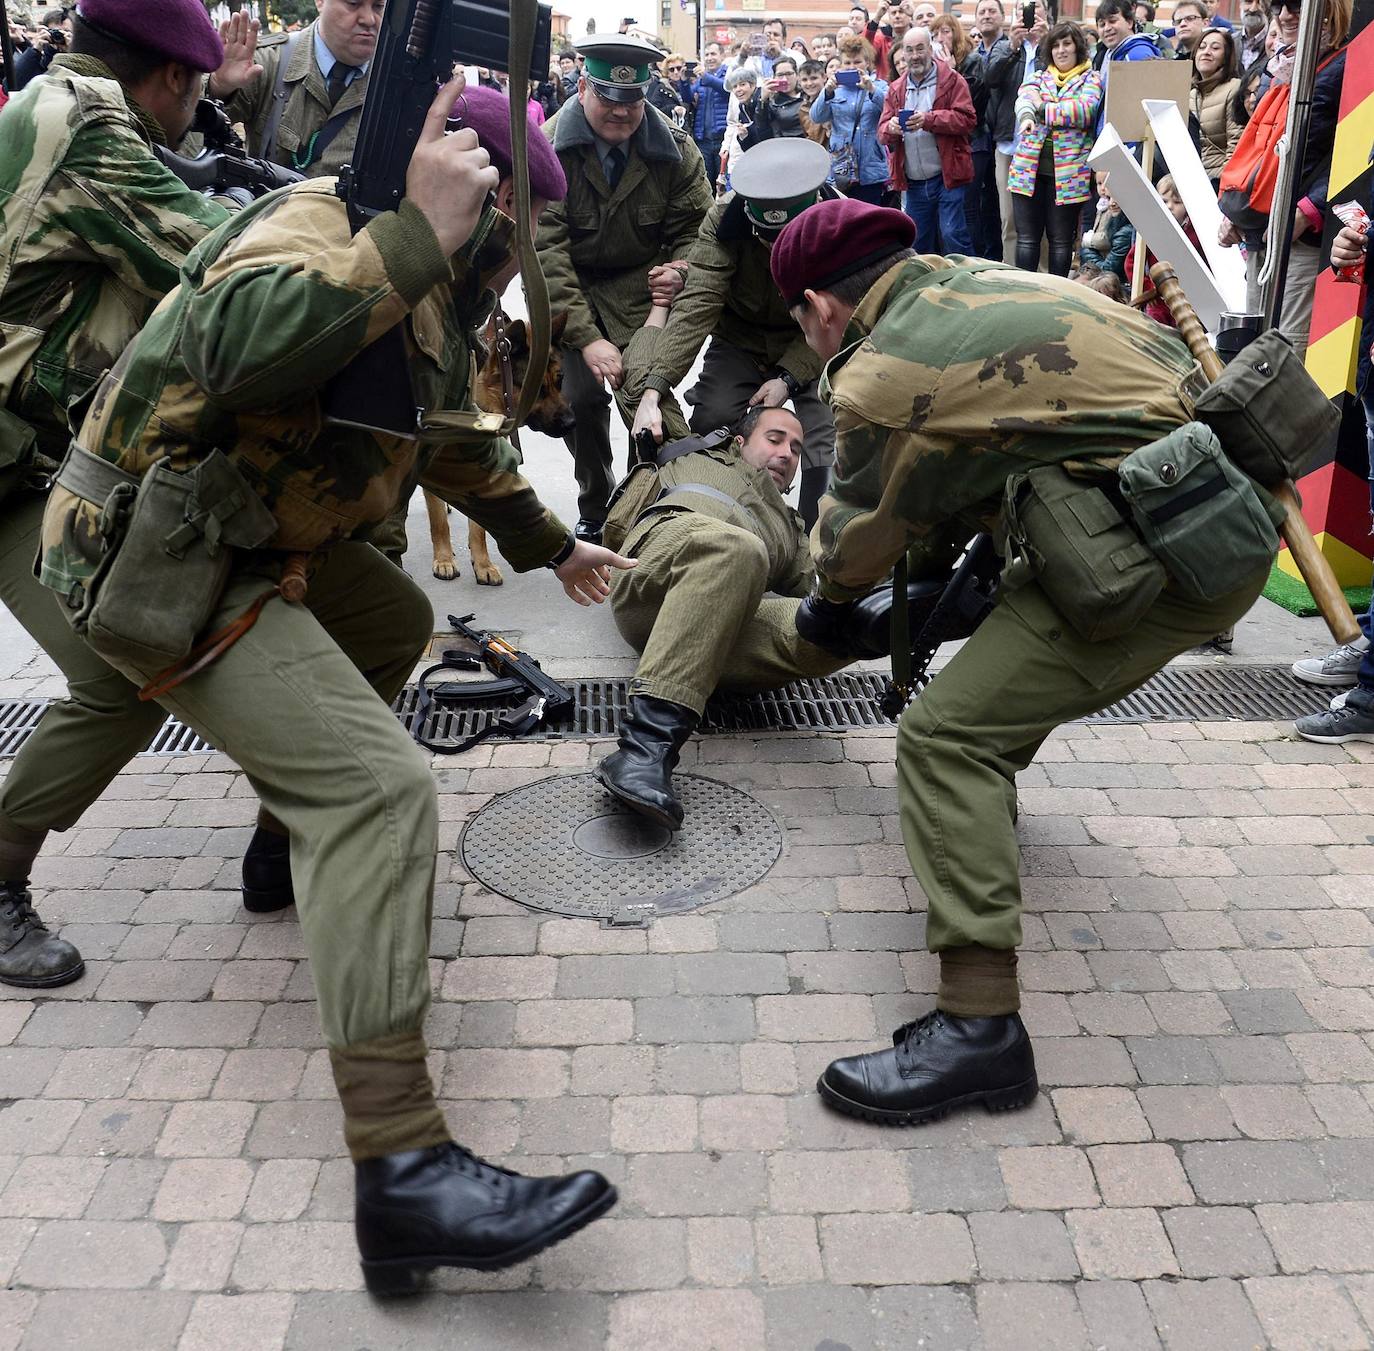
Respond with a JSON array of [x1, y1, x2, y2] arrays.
[[389, 573, 436, 664]]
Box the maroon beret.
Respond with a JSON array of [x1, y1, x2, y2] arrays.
[[449, 85, 568, 203], [771, 199, 916, 308], [77, 0, 224, 73]]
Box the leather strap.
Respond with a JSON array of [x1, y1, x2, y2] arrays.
[[654, 482, 766, 539], [259, 30, 304, 164], [889, 553, 911, 701]]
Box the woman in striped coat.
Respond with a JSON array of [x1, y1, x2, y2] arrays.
[[1009, 22, 1104, 276]]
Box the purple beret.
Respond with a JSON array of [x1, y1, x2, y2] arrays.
[[77, 0, 224, 73], [771, 199, 915, 308], [450, 85, 568, 203]]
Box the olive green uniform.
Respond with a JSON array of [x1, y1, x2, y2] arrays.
[[537, 99, 712, 520], [38, 184, 570, 1157], [624, 195, 834, 471], [0, 58, 229, 880], [220, 22, 367, 178], [609, 442, 844, 714], [816, 258, 1272, 1015]]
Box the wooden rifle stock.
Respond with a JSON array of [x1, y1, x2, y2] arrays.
[[1148, 263, 1361, 647]]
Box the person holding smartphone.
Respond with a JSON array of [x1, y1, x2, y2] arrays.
[[747, 54, 808, 143], [811, 31, 889, 202]]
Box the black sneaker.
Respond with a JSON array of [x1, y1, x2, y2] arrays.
[[0, 882, 85, 989], [1295, 700, 1374, 744], [355, 1143, 617, 1296], [818, 1010, 1038, 1126]]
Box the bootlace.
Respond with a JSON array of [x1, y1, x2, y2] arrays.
[[0, 885, 45, 936], [894, 1009, 945, 1067], [445, 1144, 517, 1189]]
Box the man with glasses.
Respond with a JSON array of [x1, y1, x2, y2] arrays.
[[538, 35, 713, 541]]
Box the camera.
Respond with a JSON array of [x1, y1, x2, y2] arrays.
[[47, 26, 67, 45]]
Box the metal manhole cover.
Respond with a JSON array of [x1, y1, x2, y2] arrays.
[[459, 772, 783, 926]]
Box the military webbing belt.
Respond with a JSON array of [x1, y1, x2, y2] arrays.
[[653, 482, 766, 539], [55, 444, 138, 502]]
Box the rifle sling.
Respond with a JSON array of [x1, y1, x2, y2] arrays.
[[889, 554, 911, 696]]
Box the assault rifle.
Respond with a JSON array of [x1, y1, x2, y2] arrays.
[[154, 99, 303, 204], [410, 612, 573, 754]]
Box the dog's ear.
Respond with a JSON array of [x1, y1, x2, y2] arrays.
[[506, 318, 528, 350], [550, 309, 569, 343]]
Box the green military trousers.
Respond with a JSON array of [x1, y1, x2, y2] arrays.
[[612, 511, 845, 715], [71, 542, 438, 1050], [0, 490, 166, 879], [898, 568, 1269, 1015]]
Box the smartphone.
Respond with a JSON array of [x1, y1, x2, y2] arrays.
[[770, 76, 788, 90], [1022, 3, 1035, 27]]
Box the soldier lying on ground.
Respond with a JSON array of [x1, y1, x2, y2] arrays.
[[595, 405, 849, 829], [37, 74, 630, 1289], [773, 199, 1278, 1129]]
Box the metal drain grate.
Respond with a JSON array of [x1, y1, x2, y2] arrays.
[[0, 664, 1335, 759]]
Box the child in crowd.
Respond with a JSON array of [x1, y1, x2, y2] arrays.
[[1124, 174, 1200, 327], [798, 59, 830, 146], [1078, 174, 1135, 282], [1072, 265, 1127, 301]]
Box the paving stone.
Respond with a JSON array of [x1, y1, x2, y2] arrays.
[[977, 1281, 1090, 1351], [1183, 1141, 1330, 1204], [607, 1289, 764, 1351], [1033, 1036, 1138, 1086], [685, 1216, 754, 1287], [738, 1043, 797, 1095], [628, 1152, 766, 1217], [1139, 1085, 1238, 1141], [128, 1049, 226, 1101], [0, 1157, 106, 1220], [162, 1220, 243, 1291], [1142, 1278, 1266, 1351], [699, 1095, 787, 1152], [1163, 1205, 1277, 1278], [517, 1097, 610, 1156], [569, 1045, 655, 1096], [178, 1292, 294, 1351], [243, 1159, 320, 1222], [761, 1284, 875, 1351], [512, 999, 633, 1046], [998, 1145, 1100, 1210], [1221, 1084, 1325, 1140], [82, 1159, 164, 1221], [1053, 1087, 1152, 1144], [1243, 1274, 1371, 1351], [673, 952, 788, 995], [152, 1159, 252, 1221], [1220, 989, 1318, 1035], [132, 1003, 261, 1049], [969, 1210, 1079, 1280], [907, 1146, 1008, 1212], [1067, 1207, 1180, 1279], [60, 1100, 167, 1158], [769, 1150, 908, 1214], [753, 1215, 822, 1285], [1287, 1032, 1374, 1083], [443, 1049, 568, 1099], [1207, 1034, 1304, 1085], [633, 996, 755, 1044], [1089, 1142, 1194, 1206], [1126, 1035, 1221, 1085], [654, 1044, 741, 1095], [19, 1290, 193, 1351], [610, 1095, 697, 1153], [16, 1219, 167, 1289], [1257, 1202, 1374, 1274], [16, 1002, 143, 1049], [819, 1212, 974, 1285], [1144, 991, 1234, 1036], [230, 1221, 360, 1291], [1075, 1279, 1164, 1351], [156, 1101, 255, 1157]]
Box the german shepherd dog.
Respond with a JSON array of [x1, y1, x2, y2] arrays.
[[425, 310, 574, 585]]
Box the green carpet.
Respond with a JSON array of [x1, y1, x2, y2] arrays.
[[1263, 564, 1371, 618]]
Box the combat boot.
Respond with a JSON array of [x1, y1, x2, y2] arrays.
[[354, 1143, 616, 1295], [818, 1010, 1038, 1125], [241, 824, 295, 913], [595, 695, 699, 830], [0, 881, 84, 989]]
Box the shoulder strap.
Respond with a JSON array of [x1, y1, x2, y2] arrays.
[[259, 30, 304, 164]]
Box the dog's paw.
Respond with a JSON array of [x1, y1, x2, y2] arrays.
[[474, 562, 505, 586], [432, 557, 460, 581]]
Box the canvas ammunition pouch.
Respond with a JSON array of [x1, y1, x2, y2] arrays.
[[1118, 422, 1280, 601], [1192, 329, 1339, 486], [56, 444, 278, 672], [1002, 464, 1166, 643]]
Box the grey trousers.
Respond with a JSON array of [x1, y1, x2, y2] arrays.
[[0, 490, 166, 878]]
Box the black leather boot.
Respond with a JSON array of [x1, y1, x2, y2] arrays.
[[818, 1010, 1038, 1125], [573, 517, 604, 545], [0, 882, 84, 989], [355, 1143, 617, 1295], [595, 695, 700, 830], [241, 825, 295, 913]]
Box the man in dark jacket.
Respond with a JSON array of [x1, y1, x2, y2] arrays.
[[693, 41, 730, 192]]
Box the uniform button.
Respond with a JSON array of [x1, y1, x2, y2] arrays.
[[1048, 628, 1061, 641]]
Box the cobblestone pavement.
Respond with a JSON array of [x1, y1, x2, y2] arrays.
[[3, 719, 1374, 1350]]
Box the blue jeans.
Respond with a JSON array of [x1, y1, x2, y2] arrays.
[[903, 176, 971, 255]]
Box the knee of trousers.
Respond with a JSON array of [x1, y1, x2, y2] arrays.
[[389, 572, 437, 665]]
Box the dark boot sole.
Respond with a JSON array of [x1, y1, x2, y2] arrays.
[[593, 767, 683, 833], [816, 1073, 1039, 1126], [359, 1182, 619, 1296], [0, 959, 86, 990], [241, 885, 295, 914]]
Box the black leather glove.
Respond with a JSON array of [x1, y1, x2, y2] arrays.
[[795, 592, 859, 657]]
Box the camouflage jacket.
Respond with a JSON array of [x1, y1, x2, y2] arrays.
[[0, 58, 229, 462], [537, 99, 711, 350], [815, 256, 1200, 601], [220, 22, 367, 178], [625, 442, 812, 596], [39, 181, 567, 601], [630, 195, 823, 398]]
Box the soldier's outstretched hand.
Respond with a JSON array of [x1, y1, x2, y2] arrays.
[[555, 540, 637, 606], [407, 74, 500, 257], [210, 11, 262, 99]]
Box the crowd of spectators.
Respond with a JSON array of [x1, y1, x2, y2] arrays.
[[504, 0, 1343, 357]]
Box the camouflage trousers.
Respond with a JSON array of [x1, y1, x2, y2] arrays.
[[62, 542, 437, 1050], [611, 511, 844, 716], [899, 568, 1269, 1014], [0, 490, 165, 879]]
